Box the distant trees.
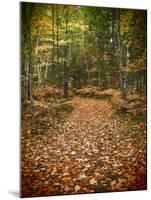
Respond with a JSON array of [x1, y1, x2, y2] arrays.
[[21, 3, 147, 104], [83, 8, 146, 98]]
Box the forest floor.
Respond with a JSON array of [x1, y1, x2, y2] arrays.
[[21, 92, 147, 197]]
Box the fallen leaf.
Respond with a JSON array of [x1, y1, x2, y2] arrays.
[[33, 169, 40, 173], [110, 180, 117, 188], [71, 151, 76, 155], [75, 185, 80, 192], [90, 178, 97, 185], [79, 173, 86, 179], [64, 186, 70, 192]]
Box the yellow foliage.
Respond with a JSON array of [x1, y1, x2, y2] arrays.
[[120, 11, 134, 34]]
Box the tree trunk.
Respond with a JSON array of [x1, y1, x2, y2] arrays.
[[56, 5, 59, 67], [24, 4, 35, 124], [83, 48, 91, 87], [45, 59, 49, 79], [64, 61, 69, 98], [111, 10, 116, 88], [34, 28, 42, 84], [26, 23, 32, 101], [37, 66, 42, 85], [25, 59, 29, 101], [63, 10, 69, 98], [123, 44, 130, 96], [98, 66, 101, 90], [27, 24, 35, 124], [51, 5, 55, 69], [116, 9, 126, 99]]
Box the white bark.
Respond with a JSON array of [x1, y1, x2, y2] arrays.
[[99, 67, 101, 90], [83, 47, 91, 87], [123, 44, 130, 90], [45, 59, 49, 79], [24, 59, 29, 101], [69, 42, 72, 58], [37, 66, 42, 84], [34, 28, 42, 84]]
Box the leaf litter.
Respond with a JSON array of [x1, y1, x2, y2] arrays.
[[21, 97, 147, 197]]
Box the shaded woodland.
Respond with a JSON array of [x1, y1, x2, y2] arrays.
[[21, 3, 147, 198]]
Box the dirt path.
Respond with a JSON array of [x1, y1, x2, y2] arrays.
[[21, 97, 147, 197]]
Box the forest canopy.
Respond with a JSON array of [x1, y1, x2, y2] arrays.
[[21, 3, 147, 103]]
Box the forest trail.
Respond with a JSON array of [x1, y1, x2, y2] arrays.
[[22, 97, 146, 197]]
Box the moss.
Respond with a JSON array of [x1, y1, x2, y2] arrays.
[[130, 116, 140, 124]]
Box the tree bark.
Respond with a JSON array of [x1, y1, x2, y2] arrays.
[[51, 5, 55, 69], [56, 5, 59, 67], [111, 10, 116, 88], [45, 58, 49, 79], [83, 48, 91, 87], [63, 9, 69, 98], [23, 3, 35, 124], [25, 59, 29, 101], [116, 9, 126, 99], [37, 65, 42, 84], [35, 28, 42, 84], [98, 66, 101, 90], [123, 44, 130, 96]]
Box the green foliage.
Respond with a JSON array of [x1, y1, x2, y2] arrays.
[[21, 3, 147, 101]]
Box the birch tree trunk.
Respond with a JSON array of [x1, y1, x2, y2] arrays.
[[37, 65, 42, 85], [123, 43, 130, 97], [45, 59, 49, 79], [25, 59, 29, 101], [83, 48, 91, 87], [116, 9, 125, 99], [35, 28, 42, 85], [98, 66, 101, 90]]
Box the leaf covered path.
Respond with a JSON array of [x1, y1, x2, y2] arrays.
[[21, 97, 147, 197]]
